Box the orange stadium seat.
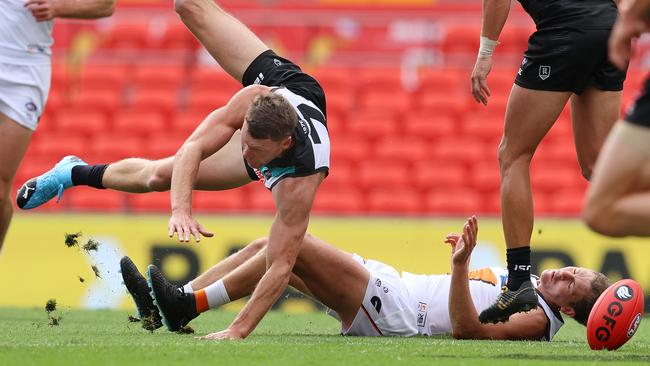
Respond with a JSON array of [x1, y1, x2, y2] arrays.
[[358, 89, 411, 115], [358, 68, 402, 94], [100, 22, 150, 50], [146, 133, 185, 159], [413, 162, 466, 192], [54, 109, 109, 136], [187, 89, 235, 114], [347, 110, 398, 140], [68, 89, 122, 121], [313, 187, 364, 214], [193, 190, 247, 212], [91, 134, 144, 160], [325, 89, 355, 116], [113, 109, 168, 137], [373, 137, 429, 165], [431, 138, 487, 167], [425, 188, 482, 214], [417, 68, 464, 95], [531, 163, 582, 193], [442, 24, 481, 55], [172, 111, 206, 135], [461, 112, 504, 142], [66, 187, 125, 212], [320, 162, 353, 190], [366, 189, 422, 214], [416, 91, 468, 118], [310, 67, 354, 94], [403, 111, 457, 141], [132, 65, 185, 93], [129, 191, 170, 213], [79, 64, 129, 93], [156, 21, 200, 50], [129, 89, 180, 116], [470, 160, 501, 193], [329, 136, 371, 164], [189, 68, 241, 95], [358, 161, 410, 191], [32, 133, 86, 157]]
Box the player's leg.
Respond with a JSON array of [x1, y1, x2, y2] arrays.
[[173, 0, 269, 83], [570, 86, 622, 180], [0, 113, 32, 249], [584, 124, 650, 236], [17, 130, 254, 209], [480, 85, 571, 324]]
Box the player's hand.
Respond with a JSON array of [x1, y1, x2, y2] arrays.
[[197, 328, 245, 341], [24, 0, 57, 22], [168, 210, 214, 243], [445, 216, 478, 267], [471, 57, 492, 106], [609, 11, 649, 70]]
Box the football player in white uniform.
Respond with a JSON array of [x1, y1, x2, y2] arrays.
[[0, 0, 114, 250], [121, 216, 610, 341]]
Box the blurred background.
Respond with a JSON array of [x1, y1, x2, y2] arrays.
[[1, 0, 648, 314]]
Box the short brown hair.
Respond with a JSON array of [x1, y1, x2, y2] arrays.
[[245, 93, 297, 141], [571, 271, 611, 326]]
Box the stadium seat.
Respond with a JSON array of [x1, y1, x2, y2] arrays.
[[79, 64, 129, 93], [67, 187, 126, 212], [470, 161, 501, 193], [366, 189, 422, 214], [461, 112, 504, 142], [155, 21, 200, 50], [373, 137, 429, 165], [358, 161, 410, 191], [172, 111, 206, 135], [310, 67, 354, 94], [129, 89, 179, 117], [347, 110, 398, 140], [358, 68, 402, 94], [146, 133, 185, 159], [132, 65, 185, 93], [329, 136, 371, 164], [531, 163, 582, 193], [50, 64, 69, 91], [442, 24, 481, 55], [54, 109, 109, 136], [549, 189, 586, 215], [431, 138, 488, 167], [68, 89, 122, 121], [100, 22, 150, 50], [193, 190, 247, 212], [187, 89, 235, 114], [32, 133, 86, 157], [91, 134, 145, 160], [113, 109, 168, 137], [129, 191, 170, 213], [403, 111, 457, 141], [413, 162, 466, 192], [319, 161, 353, 190], [325, 89, 355, 116], [249, 188, 275, 213], [313, 187, 364, 214], [189, 68, 241, 95], [417, 68, 464, 95], [425, 188, 482, 214], [43, 90, 66, 118], [358, 89, 411, 115], [416, 91, 468, 118]]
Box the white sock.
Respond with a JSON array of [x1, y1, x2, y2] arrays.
[[182, 282, 194, 294], [203, 279, 231, 309]]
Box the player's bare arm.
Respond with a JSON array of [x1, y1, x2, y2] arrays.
[[168, 85, 271, 243], [609, 0, 650, 69], [24, 0, 115, 22], [447, 217, 547, 340], [202, 172, 324, 340], [471, 0, 511, 105]]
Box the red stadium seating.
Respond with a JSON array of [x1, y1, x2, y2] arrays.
[[426, 188, 482, 214], [358, 89, 411, 115], [313, 187, 364, 214], [79, 64, 129, 93], [146, 133, 185, 159], [132, 65, 185, 93], [442, 24, 481, 55], [549, 189, 586, 215], [413, 162, 466, 192], [358, 161, 410, 191], [193, 190, 247, 212], [347, 110, 398, 140], [367, 189, 421, 214], [129, 191, 170, 212], [100, 22, 150, 50], [189, 68, 241, 95], [172, 111, 206, 135], [403, 112, 457, 140], [68, 89, 122, 121], [67, 187, 126, 212], [329, 136, 371, 165], [187, 90, 235, 114], [249, 187, 275, 213], [430, 138, 488, 167], [129, 89, 179, 117], [91, 134, 144, 160], [54, 109, 109, 137], [32, 133, 86, 158], [113, 109, 168, 137], [155, 21, 200, 50], [373, 137, 429, 166]]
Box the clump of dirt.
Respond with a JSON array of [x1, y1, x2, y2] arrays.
[[176, 325, 195, 334], [82, 239, 100, 252], [45, 299, 62, 326], [91, 265, 101, 279], [64, 232, 82, 248], [78, 276, 85, 283], [141, 313, 158, 333], [128, 315, 141, 323]]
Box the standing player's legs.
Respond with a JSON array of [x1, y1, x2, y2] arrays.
[[173, 0, 270, 83], [479, 85, 570, 323], [570, 86, 622, 180], [0, 113, 32, 249]]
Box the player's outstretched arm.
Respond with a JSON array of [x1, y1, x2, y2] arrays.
[[204, 173, 323, 340], [168, 85, 270, 243], [471, 0, 510, 106], [609, 0, 650, 70], [446, 217, 547, 340], [25, 0, 115, 22]]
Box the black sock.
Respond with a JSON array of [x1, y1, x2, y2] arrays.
[[506, 246, 531, 290], [71, 164, 109, 189]]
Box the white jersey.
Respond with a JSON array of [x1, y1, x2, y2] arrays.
[[401, 267, 564, 341], [0, 0, 53, 65]]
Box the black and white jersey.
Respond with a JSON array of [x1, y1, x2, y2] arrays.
[[246, 87, 330, 190]]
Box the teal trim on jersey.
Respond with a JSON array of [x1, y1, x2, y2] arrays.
[[269, 166, 296, 178]]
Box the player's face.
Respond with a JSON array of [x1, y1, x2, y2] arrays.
[[241, 122, 291, 169], [537, 266, 596, 308]]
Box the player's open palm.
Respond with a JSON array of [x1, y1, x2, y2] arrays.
[[446, 216, 478, 267], [168, 210, 214, 243], [198, 328, 244, 341], [471, 57, 492, 106]]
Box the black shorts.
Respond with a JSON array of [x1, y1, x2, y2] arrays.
[[242, 50, 326, 116], [625, 76, 650, 128], [515, 28, 626, 94]]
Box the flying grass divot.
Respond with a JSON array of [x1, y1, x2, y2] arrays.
[[45, 299, 62, 327]]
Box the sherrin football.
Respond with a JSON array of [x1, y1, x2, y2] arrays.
[[586, 279, 644, 350]]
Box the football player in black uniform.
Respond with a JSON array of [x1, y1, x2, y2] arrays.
[[470, 0, 626, 323]]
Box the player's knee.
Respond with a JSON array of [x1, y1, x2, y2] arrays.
[[583, 203, 624, 237], [498, 141, 532, 172]]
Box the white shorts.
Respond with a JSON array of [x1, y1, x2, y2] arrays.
[[330, 254, 418, 337], [0, 62, 50, 130]]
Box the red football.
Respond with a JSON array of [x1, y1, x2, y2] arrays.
[[587, 279, 644, 350]]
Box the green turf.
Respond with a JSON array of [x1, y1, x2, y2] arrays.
[[0, 308, 648, 366]]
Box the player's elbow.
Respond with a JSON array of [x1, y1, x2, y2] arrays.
[[174, 0, 201, 18], [103, 0, 116, 16]]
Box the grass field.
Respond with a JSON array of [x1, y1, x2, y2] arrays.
[[0, 308, 648, 366]]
